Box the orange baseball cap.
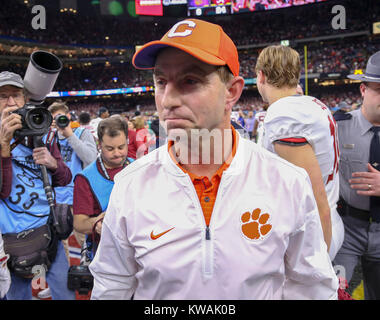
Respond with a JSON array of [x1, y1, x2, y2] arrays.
[[132, 19, 239, 77]]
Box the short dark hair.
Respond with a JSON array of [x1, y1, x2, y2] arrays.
[[79, 112, 91, 125], [98, 115, 128, 143]]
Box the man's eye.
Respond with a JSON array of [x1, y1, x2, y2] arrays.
[[155, 78, 166, 86], [184, 78, 198, 85]]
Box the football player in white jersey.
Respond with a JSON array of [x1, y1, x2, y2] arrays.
[[256, 45, 344, 260]]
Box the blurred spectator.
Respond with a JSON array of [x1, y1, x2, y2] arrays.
[[89, 107, 109, 140], [245, 111, 255, 140], [132, 116, 150, 158]]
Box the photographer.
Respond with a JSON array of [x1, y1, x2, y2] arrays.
[[73, 116, 133, 242], [29, 102, 99, 300], [69, 116, 133, 296], [0, 71, 74, 300], [49, 102, 98, 204]]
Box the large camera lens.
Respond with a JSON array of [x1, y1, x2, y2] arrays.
[[25, 107, 52, 130], [32, 113, 44, 125], [54, 114, 70, 129]]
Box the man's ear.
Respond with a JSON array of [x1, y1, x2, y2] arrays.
[[225, 76, 245, 112], [257, 70, 266, 85], [359, 82, 366, 98]]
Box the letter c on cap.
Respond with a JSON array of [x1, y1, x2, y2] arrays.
[[167, 20, 196, 38]]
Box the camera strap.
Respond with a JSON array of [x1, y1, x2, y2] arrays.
[[97, 154, 130, 181], [45, 128, 56, 152], [10, 138, 22, 152]]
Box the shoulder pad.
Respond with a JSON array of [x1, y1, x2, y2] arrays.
[[333, 111, 352, 121]]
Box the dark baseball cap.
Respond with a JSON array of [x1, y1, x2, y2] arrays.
[[0, 71, 24, 88]]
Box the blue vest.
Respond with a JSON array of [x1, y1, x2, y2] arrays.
[[0, 136, 53, 234], [79, 157, 134, 260], [77, 157, 134, 212], [55, 127, 84, 205]]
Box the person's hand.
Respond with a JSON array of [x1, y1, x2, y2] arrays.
[[0, 106, 22, 146], [350, 163, 380, 196], [32, 147, 58, 171], [94, 212, 106, 235], [0, 253, 10, 299]]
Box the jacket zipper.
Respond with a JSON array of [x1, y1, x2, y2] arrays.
[[184, 174, 214, 277], [205, 226, 211, 240], [204, 225, 212, 276], [203, 173, 227, 277]]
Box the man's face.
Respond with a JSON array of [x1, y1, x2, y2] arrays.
[[361, 82, 380, 123], [101, 111, 110, 119], [0, 85, 25, 113], [99, 131, 128, 168], [50, 109, 70, 129], [153, 48, 229, 140]]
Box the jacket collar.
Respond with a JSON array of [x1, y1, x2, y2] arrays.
[[161, 129, 246, 178]]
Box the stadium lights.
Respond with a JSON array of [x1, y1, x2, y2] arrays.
[[60, 8, 77, 13]]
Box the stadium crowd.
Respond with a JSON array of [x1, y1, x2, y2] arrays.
[[1, 36, 379, 92], [0, 0, 376, 47]]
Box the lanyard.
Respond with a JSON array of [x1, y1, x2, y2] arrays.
[[97, 154, 129, 181]]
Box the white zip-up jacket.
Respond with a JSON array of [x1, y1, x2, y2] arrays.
[[89, 134, 339, 300]]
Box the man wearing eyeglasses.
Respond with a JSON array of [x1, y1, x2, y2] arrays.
[[0, 71, 74, 300]]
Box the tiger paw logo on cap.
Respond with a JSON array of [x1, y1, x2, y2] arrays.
[[241, 208, 272, 241]]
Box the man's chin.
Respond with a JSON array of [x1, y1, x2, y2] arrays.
[[109, 158, 126, 168], [166, 127, 190, 141]]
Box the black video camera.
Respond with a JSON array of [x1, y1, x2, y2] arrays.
[[54, 114, 70, 129], [67, 265, 94, 295], [13, 103, 53, 138], [67, 240, 94, 295]]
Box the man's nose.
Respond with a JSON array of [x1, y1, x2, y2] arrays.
[[6, 95, 17, 106], [161, 83, 181, 110]]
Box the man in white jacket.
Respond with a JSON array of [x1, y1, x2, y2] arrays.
[[89, 18, 339, 300]]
